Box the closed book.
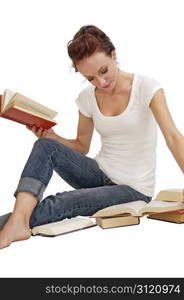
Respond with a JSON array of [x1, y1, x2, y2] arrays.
[[155, 189, 184, 202], [0, 89, 57, 129], [96, 215, 140, 229], [147, 210, 184, 223]]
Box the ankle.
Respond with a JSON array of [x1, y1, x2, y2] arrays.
[[10, 212, 30, 228]]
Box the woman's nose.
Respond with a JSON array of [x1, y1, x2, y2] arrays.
[[96, 76, 106, 86]]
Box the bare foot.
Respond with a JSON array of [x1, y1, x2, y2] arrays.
[[0, 214, 31, 249]]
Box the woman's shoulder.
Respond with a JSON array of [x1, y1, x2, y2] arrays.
[[135, 73, 162, 107], [136, 73, 161, 88]]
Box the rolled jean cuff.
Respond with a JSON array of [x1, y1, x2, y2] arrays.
[[14, 177, 46, 202]]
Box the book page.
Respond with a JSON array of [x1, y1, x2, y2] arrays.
[[3, 89, 15, 109], [31, 217, 95, 236], [11, 105, 57, 122], [92, 200, 147, 217], [140, 199, 184, 215]]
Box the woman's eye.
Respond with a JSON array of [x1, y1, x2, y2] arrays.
[[101, 68, 108, 74], [86, 68, 108, 81]]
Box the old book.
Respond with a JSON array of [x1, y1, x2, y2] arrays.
[[96, 215, 140, 229], [147, 210, 184, 223], [92, 199, 184, 218], [0, 89, 57, 129], [31, 217, 96, 237], [155, 189, 184, 202]]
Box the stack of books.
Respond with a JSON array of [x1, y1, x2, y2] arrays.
[[92, 189, 184, 229], [147, 189, 184, 223]]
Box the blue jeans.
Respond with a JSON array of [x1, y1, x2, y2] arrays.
[[14, 138, 151, 228]]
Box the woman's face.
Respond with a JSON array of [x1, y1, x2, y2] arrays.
[[76, 50, 119, 91]]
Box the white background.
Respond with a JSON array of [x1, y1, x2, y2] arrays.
[[0, 0, 183, 277]]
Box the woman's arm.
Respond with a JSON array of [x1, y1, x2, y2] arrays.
[[150, 88, 184, 173], [27, 112, 94, 155]]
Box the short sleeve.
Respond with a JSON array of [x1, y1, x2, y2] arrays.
[[141, 76, 162, 107], [75, 88, 92, 118]]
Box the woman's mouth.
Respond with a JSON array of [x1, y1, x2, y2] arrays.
[[102, 82, 110, 88]]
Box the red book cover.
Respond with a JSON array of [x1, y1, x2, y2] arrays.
[[176, 209, 184, 215], [1, 106, 56, 129]]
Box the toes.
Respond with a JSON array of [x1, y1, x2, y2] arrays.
[[0, 240, 11, 249]]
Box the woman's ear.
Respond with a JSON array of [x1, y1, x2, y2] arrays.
[[111, 50, 117, 60]]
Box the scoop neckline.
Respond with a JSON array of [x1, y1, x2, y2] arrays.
[[92, 73, 137, 119]]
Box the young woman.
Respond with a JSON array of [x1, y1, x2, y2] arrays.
[[0, 25, 183, 249]]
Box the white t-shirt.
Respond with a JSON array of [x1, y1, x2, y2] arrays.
[[75, 73, 162, 197]]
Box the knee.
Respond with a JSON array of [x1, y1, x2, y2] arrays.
[[34, 137, 52, 147], [33, 138, 70, 157], [33, 137, 68, 154], [33, 138, 59, 154]]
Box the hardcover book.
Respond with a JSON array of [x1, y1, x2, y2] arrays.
[[147, 209, 184, 223], [96, 215, 140, 229], [0, 89, 57, 129], [155, 189, 184, 202]]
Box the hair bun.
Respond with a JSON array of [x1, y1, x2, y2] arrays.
[[67, 25, 115, 72]]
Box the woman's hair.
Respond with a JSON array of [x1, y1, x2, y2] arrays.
[[67, 25, 115, 72]]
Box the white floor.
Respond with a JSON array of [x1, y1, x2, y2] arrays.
[[0, 215, 183, 278], [0, 0, 184, 281]]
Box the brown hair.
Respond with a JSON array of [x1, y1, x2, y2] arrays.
[[67, 25, 115, 72]]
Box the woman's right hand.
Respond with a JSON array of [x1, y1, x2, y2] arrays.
[[26, 125, 59, 141]]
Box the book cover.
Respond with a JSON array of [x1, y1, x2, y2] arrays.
[[155, 189, 184, 202], [2, 106, 56, 129], [147, 209, 184, 223], [96, 215, 140, 229]]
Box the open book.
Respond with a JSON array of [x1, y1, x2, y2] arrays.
[[92, 199, 184, 218], [0, 89, 57, 129], [31, 217, 96, 237]]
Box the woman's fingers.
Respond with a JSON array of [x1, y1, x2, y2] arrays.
[[37, 127, 44, 136], [26, 125, 44, 137], [26, 125, 55, 139]]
